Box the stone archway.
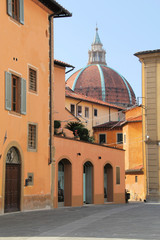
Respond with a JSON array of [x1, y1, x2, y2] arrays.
[[83, 161, 93, 204], [58, 159, 72, 207], [5, 147, 21, 213], [104, 163, 113, 202]]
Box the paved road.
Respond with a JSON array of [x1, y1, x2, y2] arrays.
[[0, 202, 160, 240]]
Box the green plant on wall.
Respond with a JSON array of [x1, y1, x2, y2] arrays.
[[65, 121, 94, 143]]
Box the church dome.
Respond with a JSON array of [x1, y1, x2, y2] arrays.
[[66, 28, 136, 107]]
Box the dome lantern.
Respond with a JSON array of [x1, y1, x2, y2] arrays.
[[88, 27, 106, 65]]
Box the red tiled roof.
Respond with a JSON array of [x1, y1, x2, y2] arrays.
[[65, 86, 124, 110], [93, 121, 123, 129], [54, 59, 74, 68], [126, 165, 144, 173]]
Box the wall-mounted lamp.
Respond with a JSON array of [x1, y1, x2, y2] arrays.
[[98, 156, 101, 159], [77, 153, 81, 156]]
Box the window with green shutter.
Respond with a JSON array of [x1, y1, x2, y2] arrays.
[[5, 71, 26, 115], [7, 0, 24, 24]]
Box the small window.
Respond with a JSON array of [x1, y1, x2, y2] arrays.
[[94, 109, 97, 117], [99, 134, 106, 144], [117, 133, 123, 144], [5, 71, 26, 115], [85, 107, 89, 118], [77, 106, 82, 116], [135, 176, 138, 183], [29, 68, 37, 92], [28, 123, 37, 151], [124, 133, 126, 144], [70, 104, 75, 115], [116, 167, 120, 184], [7, 0, 24, 24]]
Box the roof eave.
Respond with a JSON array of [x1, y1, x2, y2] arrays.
[[38, 0, 72, 17]]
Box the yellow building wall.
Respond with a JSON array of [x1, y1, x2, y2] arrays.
[[0, 0, 52, 212], [126, 174, 145, 201], [65, 97, 119, 135]]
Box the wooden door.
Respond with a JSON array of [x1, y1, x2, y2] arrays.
[[5, 164, 21, 213]]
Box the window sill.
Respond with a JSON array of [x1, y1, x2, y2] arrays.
[[9, 16, 21, 26], [27, 148, 37, 152], [8, 111, 22, 118]]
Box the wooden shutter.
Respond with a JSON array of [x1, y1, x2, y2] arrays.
[[19, 0, 24, 24], [21, 78, 26, 115], [7, 0, 12, 17], [5, 72, 12, 111]]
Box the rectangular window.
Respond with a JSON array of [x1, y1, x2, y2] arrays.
[[28, 123, 37, 151], [85, 107, 89, 118], [117, 133, 123, 144], [135, 176, 138, 183], [70, 104, 75, 115], [7, 0, 24, 24], [116, 167, 120, 184], [94, 109, 98, 117], [12, 74, 21, 112], [77, 106, 82, 116], [99, 134, 106, 144], [124, 133, 126, 144], [29, 68, 37, 92], [5, 72, 26, 114]]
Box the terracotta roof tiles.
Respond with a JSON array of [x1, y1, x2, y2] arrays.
[[65, 86, 124, 110]]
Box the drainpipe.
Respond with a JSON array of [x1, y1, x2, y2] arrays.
[[48, 11, 62, 209], [49, 13, 54, 166], [65, 66, 75, 75]]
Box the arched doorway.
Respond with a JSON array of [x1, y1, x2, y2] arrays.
[[5, 147, 21, 213], [58, 159, 72, 207], [104, 163, 113, 202], [83, 161, 93, 204]]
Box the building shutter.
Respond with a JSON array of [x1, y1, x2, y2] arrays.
[[7, 0, 12, 17], [5, 72, 12, 111], [19, 0, 24, 24], [21, 78, 26, 115]]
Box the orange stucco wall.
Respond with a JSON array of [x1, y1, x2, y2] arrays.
[[54, 136, 125, 207], [94, 128, 123, 149], [123, 107, 143, 169], [123, 106, 144, 201], [0, 0, 52, 212]]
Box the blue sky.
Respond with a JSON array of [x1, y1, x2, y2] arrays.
[[54, 0, 160, 100]]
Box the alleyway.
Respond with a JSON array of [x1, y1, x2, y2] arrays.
[[0, 202, 160, 240]]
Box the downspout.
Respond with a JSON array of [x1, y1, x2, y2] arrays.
[[49, 13, 54, 166], [48, 11, 62, 209], [48, 13, 54, 210], [49, 10, 62, 165]]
